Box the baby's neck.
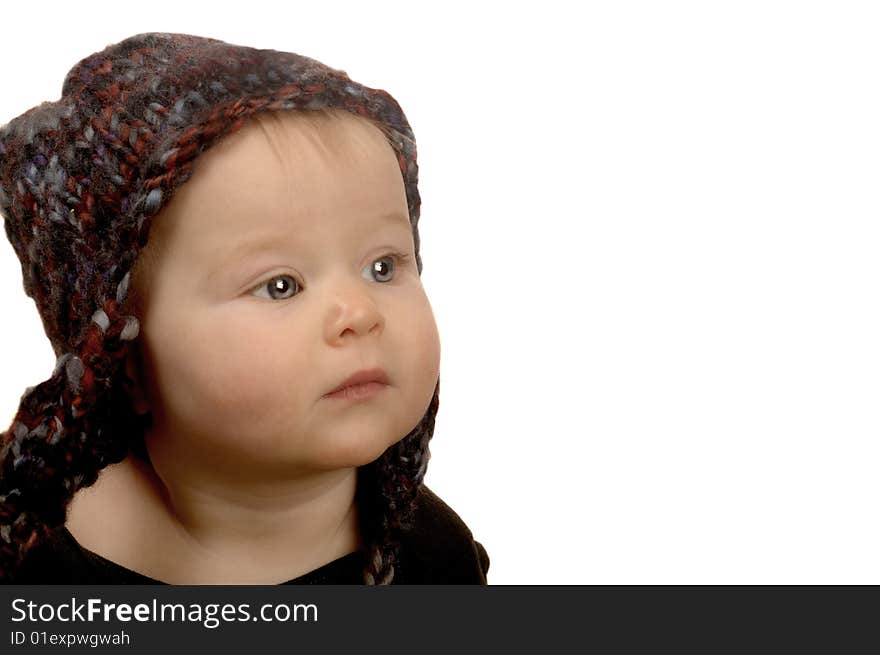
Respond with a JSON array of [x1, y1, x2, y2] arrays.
[[66, 454, 362, 584]]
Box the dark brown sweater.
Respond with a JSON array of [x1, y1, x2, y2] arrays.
[[9, 485, 489, 585]]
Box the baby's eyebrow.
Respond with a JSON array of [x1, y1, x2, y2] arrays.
[[225, 211, 411, 258]]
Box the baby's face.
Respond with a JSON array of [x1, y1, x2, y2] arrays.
[[127, 110, 440, 478]]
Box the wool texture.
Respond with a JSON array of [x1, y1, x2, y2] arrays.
[[0, 32, 436, 584]]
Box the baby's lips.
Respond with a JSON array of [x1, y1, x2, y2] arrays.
[[324, 366, 390, 396]]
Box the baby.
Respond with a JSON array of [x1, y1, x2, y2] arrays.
[[0, 33, 488, 584]]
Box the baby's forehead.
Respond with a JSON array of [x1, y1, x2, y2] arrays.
[[186, 109, 398, 196], [144, 109, 409, 257], [246, 109, 392, 161]]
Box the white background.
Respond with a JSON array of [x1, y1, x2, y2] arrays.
[[1, 1, 878, 584]]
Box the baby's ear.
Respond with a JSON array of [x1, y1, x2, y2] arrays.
[[123, 345, 151, 415]]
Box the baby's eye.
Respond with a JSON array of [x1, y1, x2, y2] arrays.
[[367, 251, 410, 284], [253, 274, 300, 301], [250, 251, 411, 301]]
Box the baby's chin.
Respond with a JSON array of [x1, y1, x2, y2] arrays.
[[150, 399, 417, 476], [304, 430, 409, 471], [233, 430, 408, 476]]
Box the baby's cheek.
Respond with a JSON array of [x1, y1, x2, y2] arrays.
[[398, 305, 441, 422], [199, 343, 302, 415], [180, 352, 308, 462], [412, 301, 441, 376]]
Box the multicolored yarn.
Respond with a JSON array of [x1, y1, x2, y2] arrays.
[[0, 32, 437, 584]]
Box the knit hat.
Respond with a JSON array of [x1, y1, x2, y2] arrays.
[[0, 32, 437, 584]]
